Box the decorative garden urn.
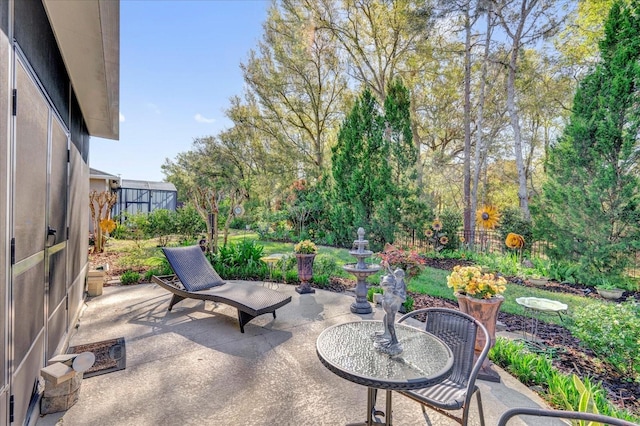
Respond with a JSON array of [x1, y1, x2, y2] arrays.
[[295, 253, 316, 294]]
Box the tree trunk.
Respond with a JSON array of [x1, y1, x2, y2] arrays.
[[463, 4, 473, 235], [471, 4, 494, 250], [506, 44, 531, 220]]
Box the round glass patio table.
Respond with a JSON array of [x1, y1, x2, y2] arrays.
[[316, 320, 453, 426]]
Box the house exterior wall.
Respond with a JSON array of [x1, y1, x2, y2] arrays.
[[0, 1, 111, 424]]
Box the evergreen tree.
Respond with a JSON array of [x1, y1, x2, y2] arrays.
[[533, 0, 640, 286], [330, 80, 419, 249]]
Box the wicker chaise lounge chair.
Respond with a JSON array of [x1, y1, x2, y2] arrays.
[[152, 245, 292, 333]]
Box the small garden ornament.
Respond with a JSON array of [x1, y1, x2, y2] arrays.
[[373, 267, 407, 356]]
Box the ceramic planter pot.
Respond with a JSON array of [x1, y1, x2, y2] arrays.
[[455, 293, 504, 382], [528, 277, 548, 286], [596, 287, 624, 300]]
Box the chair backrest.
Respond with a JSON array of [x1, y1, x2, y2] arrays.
[[417, 308, 486, 387], [497, 407, 638, 426], [162, 246, 225, 292]]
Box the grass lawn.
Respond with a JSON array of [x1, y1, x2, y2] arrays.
[[100, 234, 605, 326]]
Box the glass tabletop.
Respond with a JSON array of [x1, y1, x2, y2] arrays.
[[316, 320, 453, 390]]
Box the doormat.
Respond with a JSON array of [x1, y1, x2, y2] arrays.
[[68, 337, 126, 378]]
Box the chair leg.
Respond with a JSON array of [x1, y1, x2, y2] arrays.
[[473, 390, 485, 426], [168, 294, 185, 311], [237, 310, 256, 333]]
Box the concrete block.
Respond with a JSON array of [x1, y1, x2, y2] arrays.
[[41, 362, 75, 386], [43, 379, 72, 398], [40, 387, 80, 414]]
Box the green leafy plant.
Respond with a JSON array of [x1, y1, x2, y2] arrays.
[[211, 240, 266, 280], [120, 270, 141, 285], [490, 337, 639, 423], [402, 295, 414, 312], [311, 274, 329, 287], [367, 286, 384, 302], [572, 300, 640, 379]]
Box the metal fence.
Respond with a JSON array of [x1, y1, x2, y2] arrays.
[[395, 229, 640, 279]]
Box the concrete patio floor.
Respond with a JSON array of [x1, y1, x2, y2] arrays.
[[37, 282, 563, 426]]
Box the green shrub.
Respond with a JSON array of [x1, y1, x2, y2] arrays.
[[402, 295, 414, 312], [312, 274, 330, 287], [211, 240, 266, 280], [367, 286, 384, 302], [111, 223, 128, 239], [499, 206, 533, 251], [439, 208, 462, 251], [120, 270, 140, 285], [572, 300, 640, 379], [313, 255, 342, 277], [175, 204, 206, 239], [285, 269, 298, 283]]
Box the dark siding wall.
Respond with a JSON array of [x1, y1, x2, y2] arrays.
[[14, 0, 69, 129], [70, 90, 90, 162]]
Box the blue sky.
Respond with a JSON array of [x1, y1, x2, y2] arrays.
[[90, 0, 269, 182]]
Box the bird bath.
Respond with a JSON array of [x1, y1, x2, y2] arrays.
[[343, 228, 381, 314]]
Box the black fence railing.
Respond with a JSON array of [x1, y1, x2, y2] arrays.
[[396, 229, 640, 279]]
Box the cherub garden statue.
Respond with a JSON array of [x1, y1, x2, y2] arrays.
[[373, 267, 407, 356]]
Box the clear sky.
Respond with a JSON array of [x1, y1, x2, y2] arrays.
[[89, 0, 269, 182]]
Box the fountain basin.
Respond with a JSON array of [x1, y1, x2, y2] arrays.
[[343, 263, 381, 275], [348, 249, 374, 257]]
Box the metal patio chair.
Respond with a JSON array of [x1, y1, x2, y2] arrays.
[[498, 407, 638, 426], [396, 307, 490, 426]]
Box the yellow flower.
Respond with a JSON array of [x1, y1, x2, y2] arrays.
[[446, 265, 507, 299], [505, 233, 525, 249], [294, 239, 317, 254], [425, 229, 434, 238], [99, 218, 116, 234], [439, 236, 449, 245], [432, 218, 443, 231], [476, 205, 500, 230]]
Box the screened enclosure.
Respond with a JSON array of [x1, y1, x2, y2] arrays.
[[113, 179, 177, 217]]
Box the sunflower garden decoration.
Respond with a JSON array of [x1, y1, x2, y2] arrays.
[[476, 205, 500, 251], [425, 218, 449, 252], [476, 205, 500, 229], [505, 232, 525, 263], [447, 265, 507, 382]]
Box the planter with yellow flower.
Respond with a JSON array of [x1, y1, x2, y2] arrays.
[[447, 265, 507, 382], [294, 240, 317, 294]]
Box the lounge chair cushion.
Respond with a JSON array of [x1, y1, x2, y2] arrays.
[[163, 246, 224, 291]]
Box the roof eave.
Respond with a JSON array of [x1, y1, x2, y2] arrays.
[[42, 0, 120, 140]]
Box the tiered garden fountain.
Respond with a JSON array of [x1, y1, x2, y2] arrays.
[[343, 228, 380, 314]]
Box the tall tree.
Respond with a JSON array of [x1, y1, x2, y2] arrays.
[[330, 81, 418, 249], [534, 0, 640, 285], [494, 0, 561, 220], [313, 0, 431, 100], [242, 0, 347, 178]]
